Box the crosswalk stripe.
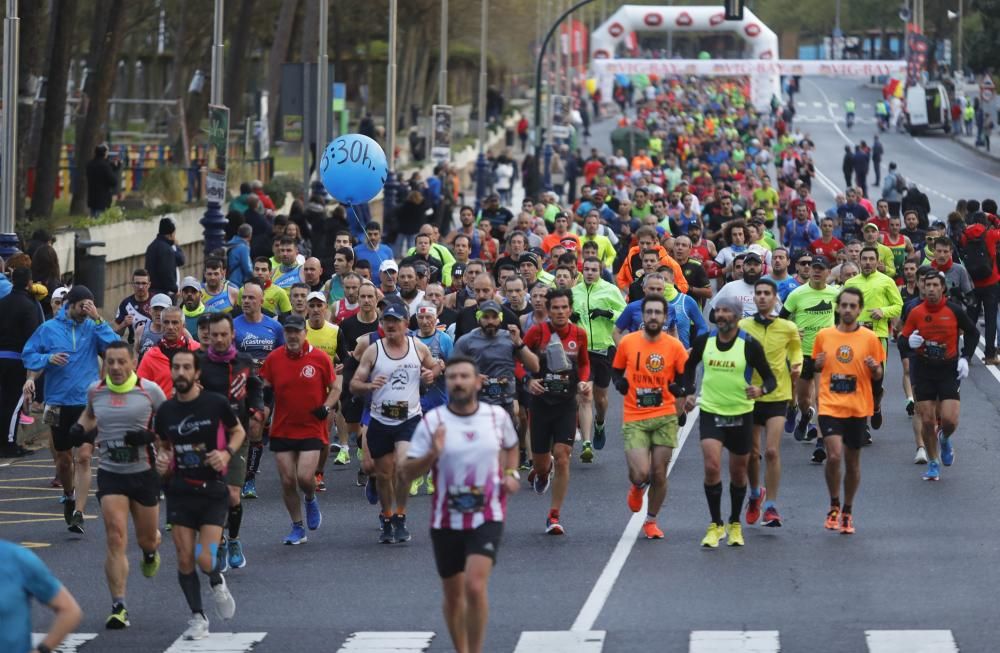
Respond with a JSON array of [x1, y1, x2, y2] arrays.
[[336, 631, 435, 652], [163, 632, 267, 652], [31, 633, 98, 652], [513, 630, 606, 652], [689, 630, 781, 652], [865, 630, 958, 652]]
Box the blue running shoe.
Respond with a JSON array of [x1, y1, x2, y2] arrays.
[[365, 475, 379, 505], [593, 421, 607, 450], [784, 404, 798, 434], [215, 537, 229, 572], [939, 431, 954, 466], [922, 460, 941, 482], [305, 496, 322, 530], [283, 523, 308, 545], [241, 478, 257, 499], [227, 539, 246, 569], [794, 407, 815, 442]]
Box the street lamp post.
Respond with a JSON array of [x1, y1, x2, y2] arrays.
[[439, 0, 448, 105], [474, 0, 489, 209], [200, 0, 226, 255], [0, 0, 19, 254], [382, 0, 401, 228], [316, 0, 329, 185]]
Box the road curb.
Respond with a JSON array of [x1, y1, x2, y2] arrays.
[[949, 135, 1000, 163]]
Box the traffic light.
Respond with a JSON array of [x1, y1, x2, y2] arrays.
[[724, 0, 744, 21]]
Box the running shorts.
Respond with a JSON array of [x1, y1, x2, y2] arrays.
[[622, 414, 679, 450], [800, 355, 816, 381], [818, 415, 867, 450], [166, 491, 228, 529], [48, 405, 88, 452], [96, 468, 160, 507], [529, 400, 577, 454], [588, 352, 612, 389], [367, 416, 420, 459], [911, 360, 961, 402], [752, 400, 789, 427], [699, 410, 753, 455], [431, 521, 503, 578], [224, 439, 249, 487]]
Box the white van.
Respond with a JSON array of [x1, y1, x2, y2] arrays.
[[905, 83, 951, 134]]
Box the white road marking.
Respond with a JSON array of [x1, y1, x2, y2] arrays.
[[163, 633, 267, 652], [865, 629, 958, 652], [336, 632, 435, 652], [31, 633, 99, 652], [513, 630, 606, 652], [973, 344, 1000, 385], [813, 101, 823, 108], [690, 630, 781, 652], [570, 407, 700, 632], [910, 136, 1000, 184]]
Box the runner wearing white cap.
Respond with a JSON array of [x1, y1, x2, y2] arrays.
[[305, 291, 348, 488]]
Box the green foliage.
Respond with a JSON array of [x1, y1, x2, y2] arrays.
[[263, 175, 302, 208], [139, 166, 185, 205]]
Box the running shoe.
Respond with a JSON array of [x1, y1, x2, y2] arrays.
[[215, 537, 229, 573], [365, 475, 379, 504], [784, 404, 798, 434], [863, 427, 873, 446], [391, 514, 411, 543], [580, 441, 594, 463], [642, 521, 664, 539], [839, 513, 855, 535], [726, 522, 745, 546], [106, 603, 130, 629], [425, 475, 435, 495], [545, 512, 565, 535], [914, 447, 928, 464], [227, 539, 246, 569], [61, 494, 75, 524], [305, 496, 322, 530], [409, 476, 424, 496], [922, 460, 941, 481], [210, 574, 236, 620], [356, 470, 367, 487], [939, 432, 955, 466], [18, 413, 33, 425], [315, 472, 326, 492], [700, 523, 726, 548], [746, 487, 766, 525], [379, 515, 395, 544], [140, 551, 160, 578], [794, 407, 815, 441], [241, 478, 257, 499], [905, 398, 915, 417], [811, 442, 827, 464], [529, 463, 552, 494], [805, 425, 819, 442], [49, 476, 61, 488], [518, 450, 531, 471], [356, 446, 364, 462], [870, 407, 882, 430], [334, 447, 350, 465], [824, 508, 841, 530], [762, 505, 782, 528], [165, 522, 172, 532], [283, 523, 308, 545], [627, 484, 645, 513], [68, 510, 85, 534], [593, 422, 607, 450], [183, 613, 210, 640]]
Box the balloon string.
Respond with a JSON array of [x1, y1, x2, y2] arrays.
[[348, 204, 378, 252]]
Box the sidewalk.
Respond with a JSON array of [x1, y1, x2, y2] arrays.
[[951, 131, 999, 162]]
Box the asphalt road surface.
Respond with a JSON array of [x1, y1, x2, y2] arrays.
[[6, 76, 1000, 653]]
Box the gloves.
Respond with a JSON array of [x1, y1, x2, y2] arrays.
[[668, 382, 685, 397], [123, 429, 156, 447], [311, 405, 331, 420], [613, 377, 630, 396], [908, 330, 924, 349], [570, 312, 582, 323], [589, 308, 614, 320], [67, 423, 90, 448], [957, 357, 969, 381], [678, 412, 687, 427]]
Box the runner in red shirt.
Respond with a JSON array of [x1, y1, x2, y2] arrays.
[[808, 216, 845, 265], [259, 315, 340, 545]]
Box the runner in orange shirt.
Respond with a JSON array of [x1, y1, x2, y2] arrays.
[[611, 294, 688, 540], [812, 287, 885, 536]]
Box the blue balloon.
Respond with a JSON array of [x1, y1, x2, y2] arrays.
[[319, 134, 388, 205]]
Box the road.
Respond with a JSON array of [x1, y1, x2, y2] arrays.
[[5, 76, 1000, 653]]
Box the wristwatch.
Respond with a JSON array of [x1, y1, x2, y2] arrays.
[[504, 468, 521, 481]]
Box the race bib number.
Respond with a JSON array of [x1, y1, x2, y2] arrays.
[[447, 486, 485, 513], [175, 443, 208, 469], [714, 415, 743, 428], [543, 373, 571, 395], [636, 388, 663, 408], [924, 340, 947, 360], [830, 374, 857, 393], [43, 405, 61, 426], [483, 377, 507, 398], [381, 401, 409, 421], [106, 439, 139, 464]]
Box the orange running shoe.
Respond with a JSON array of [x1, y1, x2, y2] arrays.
[[642, 521, 664, 539], [627, 484, 646, 513], [839, 513, 855, 535], [746, 487, 766, 524], [824, 508, 841, 530]]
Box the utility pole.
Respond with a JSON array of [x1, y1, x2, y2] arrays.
[[200, 0, 227, 255], [382, 0, 401, 225], [956, 0, 963, 77], [474, 0, 489, 207], [316, 0, 329, 177], [439, 0, 448, 105], [1, 0, 19, 247]]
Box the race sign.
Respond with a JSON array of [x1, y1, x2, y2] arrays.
[[205, 104, 230, 204], [431, 105, 453, 164]]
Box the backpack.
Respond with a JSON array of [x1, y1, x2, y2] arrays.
[[894, 173, 906, 194], [962, 233, 994, 281]]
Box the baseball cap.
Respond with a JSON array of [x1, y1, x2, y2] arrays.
[[810, 257, 830, 269], [282, 314, 307, 331], [862, 222, 880, 232], [180, 276, 201, 290], [150, 293, 173, 309], [379, 259, 399, 273], [743, 252, 763, 264], [453, 262, 467, 277], [478, 300, 502, 315], [52, 287, 70, 302], [382, 302, 408, 320], [306, 291, 327, 304], [518, 252, 540, 268]]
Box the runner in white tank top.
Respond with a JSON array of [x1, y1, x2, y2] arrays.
[[370, 336, 423, 426]]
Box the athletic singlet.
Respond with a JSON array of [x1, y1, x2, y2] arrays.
[[883, 234, 908, 276], [698, 331, 754, 416], [202, 285, 235, 313], [137, 324, 164, 359], [332, 299, 360, 324], [370, 336, 422, 426], [88, 377, 166, 474], [272, 264, 302, 289], [306, 321, 340, 362]]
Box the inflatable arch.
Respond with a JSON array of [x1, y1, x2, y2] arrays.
[[590, 5, 782, 110]]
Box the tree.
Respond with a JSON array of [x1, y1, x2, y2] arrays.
[[224, 0, 258, 126], [15, 0, 46, 222], [69, 0, 129, 215], [31, 0, 77, 218]]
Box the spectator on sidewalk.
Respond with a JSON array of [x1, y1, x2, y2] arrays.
[[227, 223, 254, 287], [86, 145, 120, 217], [144, 217, 185, 297], [0, 268, 43, 458]]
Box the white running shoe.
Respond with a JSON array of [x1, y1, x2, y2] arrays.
[[211, 575, 236, 620], [914, 447, 928, 465], [183, 613, 209, 640]]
